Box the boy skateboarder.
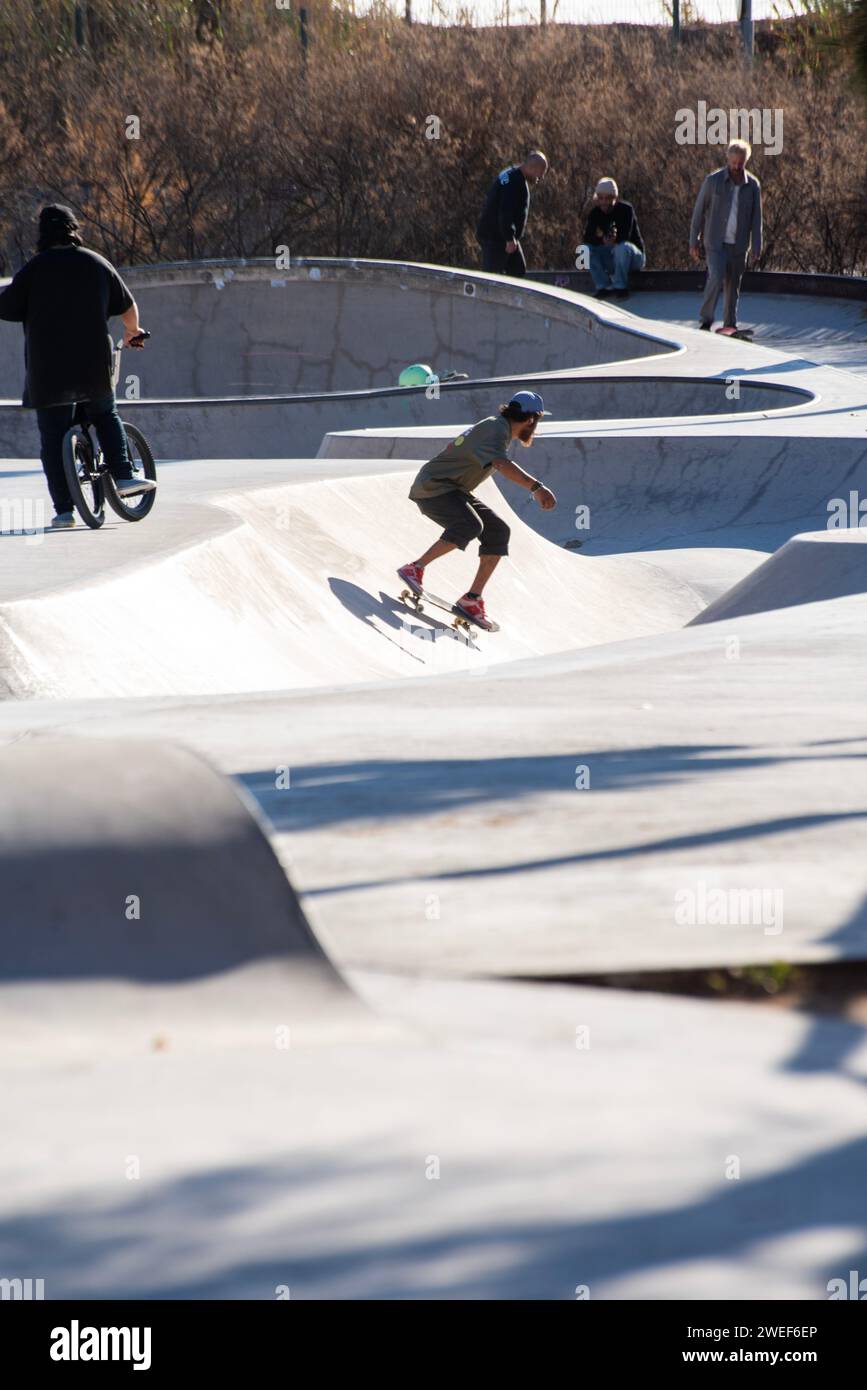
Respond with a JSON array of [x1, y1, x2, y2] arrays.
[[398, 391, 557, 627]]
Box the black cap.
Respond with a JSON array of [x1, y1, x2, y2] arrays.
[[38, 204, 80, 235]]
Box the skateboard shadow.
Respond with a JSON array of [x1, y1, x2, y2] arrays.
[[328, 577, 480, 651]]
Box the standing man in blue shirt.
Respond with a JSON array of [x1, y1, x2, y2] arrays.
[[476, 151, 549, 277]]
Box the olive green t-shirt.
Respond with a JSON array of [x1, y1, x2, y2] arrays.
[[409, 415, 514, 501]]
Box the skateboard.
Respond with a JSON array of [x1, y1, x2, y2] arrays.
[[398, 583, 500, 634], [715, 325, 754, 341]]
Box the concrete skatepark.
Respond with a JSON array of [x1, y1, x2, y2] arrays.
[[2, 259, 867, 1300]]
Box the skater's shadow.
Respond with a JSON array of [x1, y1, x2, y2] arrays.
[[328, 577, 479, 652]]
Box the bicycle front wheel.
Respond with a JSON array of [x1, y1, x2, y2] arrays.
[[62, 425, 105, 529], [104, 422, 157, 522]]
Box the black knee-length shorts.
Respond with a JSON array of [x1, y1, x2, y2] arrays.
[[415, 490, 511, 557]]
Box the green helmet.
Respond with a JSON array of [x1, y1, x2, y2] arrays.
[[398, 363, 434, 387]]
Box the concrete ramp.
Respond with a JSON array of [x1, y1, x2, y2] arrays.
[[0, 471, 704, 699], [0, 738, 335, 978], [692, 529, 867, 625], [321, 425, 867, 557]]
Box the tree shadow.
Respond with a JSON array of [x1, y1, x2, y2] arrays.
[[783, 892, 867, 1078], [238, 743, 867, 836], [1, 1124, 865, 1299]]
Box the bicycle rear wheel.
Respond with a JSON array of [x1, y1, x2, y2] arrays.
[[104, 422, 157, 522], [62, 425, 105, 529]]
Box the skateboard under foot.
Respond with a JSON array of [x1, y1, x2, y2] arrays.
[[398, 585, 500, 634]]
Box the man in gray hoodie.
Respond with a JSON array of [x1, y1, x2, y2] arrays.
[[689, 139, 762, 332]]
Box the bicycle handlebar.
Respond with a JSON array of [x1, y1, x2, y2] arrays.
[[112, 330, 151, 388]]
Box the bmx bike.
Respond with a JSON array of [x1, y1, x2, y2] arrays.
[[61, 332, 156, 530]]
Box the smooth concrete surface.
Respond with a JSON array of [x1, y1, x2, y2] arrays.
[[4, 741, 864, 1298], [3, 585, 864, 979], [0, 740, 366, 1052], [2, 259, 867, 1300], [4, 964, 866, 1299], [0, 464, 705, 699], [633, 289, 867, 375], [1, 739, 865, 1299], [692, 528, 867, 625], [321, 420, 867, 555], [0, 369, 809, 463], [0, 456, 412, 604], [0, 739, 337, 981]]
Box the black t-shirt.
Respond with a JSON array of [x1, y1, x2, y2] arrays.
[[476, 166, 530, 244], [0, 245, 134, 408], [583, 200, 645, 256]]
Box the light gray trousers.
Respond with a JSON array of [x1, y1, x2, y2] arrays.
[[700, 244, 747, 327]]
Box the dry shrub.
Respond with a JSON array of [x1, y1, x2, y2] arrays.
[[0, 5, 864, 273]]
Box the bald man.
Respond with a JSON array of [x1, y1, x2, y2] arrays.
[[476, 151, 548, 277]]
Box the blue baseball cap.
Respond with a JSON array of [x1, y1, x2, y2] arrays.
[[509, 390, 550, 415]]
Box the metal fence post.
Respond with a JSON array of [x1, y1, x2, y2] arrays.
[[741, 0, 754, 61]]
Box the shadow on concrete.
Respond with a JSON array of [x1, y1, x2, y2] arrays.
[[239, 745, 867, 837], [1, 1124, 865, 1299], [295, 808, 867, 899], [328, 577, 477, 652], [783, 893, 867, 1077]]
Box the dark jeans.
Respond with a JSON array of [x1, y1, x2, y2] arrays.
[[416, 490, 511, 556], [479, 240, 526, 277], [36, 392, 132, 515]]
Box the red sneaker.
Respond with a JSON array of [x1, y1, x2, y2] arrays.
[[397, 563, 425, 595], [454, 593, 488, 622]]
